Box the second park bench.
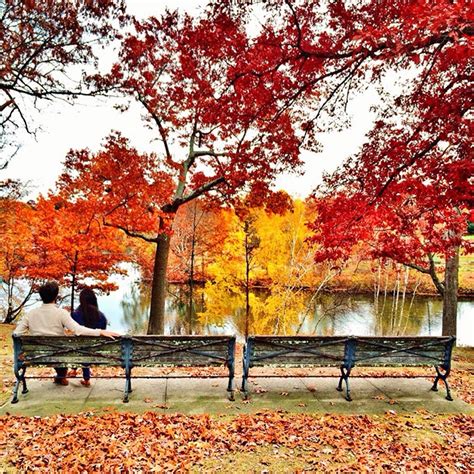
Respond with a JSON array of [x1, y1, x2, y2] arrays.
[[241, 335, 456, 401]]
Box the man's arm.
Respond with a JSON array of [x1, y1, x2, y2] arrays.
[[13, 315, 29, 335], [60, 311, 120, 338]]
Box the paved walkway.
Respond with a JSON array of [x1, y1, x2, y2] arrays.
[[1, 376, 472, 417]]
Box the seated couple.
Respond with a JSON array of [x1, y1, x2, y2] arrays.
[[14, 281, 120, 386]]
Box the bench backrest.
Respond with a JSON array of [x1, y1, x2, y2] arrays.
[[13, 335, 236, 369], [245, 336, 455, 369], [129, 336, 235, 367], [246, 336, 349, 368], [352, 336, 454, 368], [14, 336, 123, 368]]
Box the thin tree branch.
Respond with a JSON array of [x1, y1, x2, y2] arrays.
[[103, 219, 158, 243]]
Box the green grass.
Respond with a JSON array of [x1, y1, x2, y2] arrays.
[[0, 324, 15, 404]]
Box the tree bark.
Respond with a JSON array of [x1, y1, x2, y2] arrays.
[[245, 230, 250, 338], [442, 247, 459, 337], [70, 275, 76, 316], [147, 232, 171, 334], [186, 201, 199, 334], [188, 221, 196, 334], [3, 284, 34, 324], [70, 251, 78, 316]]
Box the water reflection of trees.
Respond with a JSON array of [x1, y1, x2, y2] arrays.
[[198, 285, 361, 336], [166, 284, 205, 334], [196, 285, 444, 337], [120, 283, 150, 334], [120, 281, 444, 338], [307, 293, 360, 336], [373, 293, 442, 336]]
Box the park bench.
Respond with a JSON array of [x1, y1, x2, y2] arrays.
[[12, 335, 236, 404], [241, 335, 456, 401]]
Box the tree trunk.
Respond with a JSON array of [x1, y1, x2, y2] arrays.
[[188, 203, 197, 334], [4, 300, 15, 324], [3, 283, 34, 324], [245, 230, 250, 338], [442, 247, 459, 337], [147, 232, 171, 334], [70, 275, 76, 316], [70, 250, 78, 316], [5, 278, 14, 323]]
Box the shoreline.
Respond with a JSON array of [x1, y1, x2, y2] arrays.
[[165, 280, 474, 300]]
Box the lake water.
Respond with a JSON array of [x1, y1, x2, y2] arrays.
[[97, 272, 474, 347]]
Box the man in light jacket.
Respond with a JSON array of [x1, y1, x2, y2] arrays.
[[14, 281, 120, 385]]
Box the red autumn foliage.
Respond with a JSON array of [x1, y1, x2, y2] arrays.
[[60, 8, 304, 332], [0, 0, 127, 161], [0, 193, 128, 321], [223, 0, 472, 265]]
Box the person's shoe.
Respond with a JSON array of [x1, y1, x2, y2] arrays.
[[53, 378, 69, 386], [80, 379, 91, 387]]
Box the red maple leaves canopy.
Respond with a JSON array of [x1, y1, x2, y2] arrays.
[[87, 9, 302, 209], [0, 0, 127, 163], [55, 0, 472, 335]]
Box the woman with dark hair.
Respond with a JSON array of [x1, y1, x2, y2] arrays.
[[71, 288, 108, 386]]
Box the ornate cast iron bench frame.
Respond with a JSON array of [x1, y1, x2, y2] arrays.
[[12, 335, 236, 404], [242, 336, 456, 401]]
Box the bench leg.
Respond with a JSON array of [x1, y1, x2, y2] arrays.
[[11, 379, 20, 404], [337, 366, 352, 401], [123, 368, 132, 403], [21, 367, 28, 394], [431, 366, 453, 401], [227, 360, 235, 401], [241, 359, 250, 400], [12, 367, 26, 403]]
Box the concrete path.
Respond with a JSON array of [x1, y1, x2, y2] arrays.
[[1, 375, 472, 417]]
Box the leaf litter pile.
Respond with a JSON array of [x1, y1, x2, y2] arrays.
[[1, 411, 473, 472]]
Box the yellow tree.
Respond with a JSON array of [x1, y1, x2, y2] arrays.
[[199, 197, 346, 335], [198, 210, 249, 331], [252, 200, 315, 334]]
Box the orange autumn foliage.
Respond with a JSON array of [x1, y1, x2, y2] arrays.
[[0, 199, 39, 322], [31, 196, 128, 294], [0, 411, 472, 472]]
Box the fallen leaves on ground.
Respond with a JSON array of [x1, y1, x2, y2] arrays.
[[0, 411, 472, 472], [449, 369, 474, 405]]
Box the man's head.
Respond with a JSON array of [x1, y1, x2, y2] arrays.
[[39, 281, 59, 304]]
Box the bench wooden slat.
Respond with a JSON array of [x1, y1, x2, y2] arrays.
[[247, 336, 348, 368], [24, 357, 121, 367], [353, 337, 450, 367], [131, 336, 232, 367], [19, 337, 123, 366]]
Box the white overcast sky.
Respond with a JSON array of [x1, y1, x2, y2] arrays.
[[1, 0, 378, 200]]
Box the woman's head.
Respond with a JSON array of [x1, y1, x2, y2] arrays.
[[79, 288, 98, 309], [78, 287, 100, 327]]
